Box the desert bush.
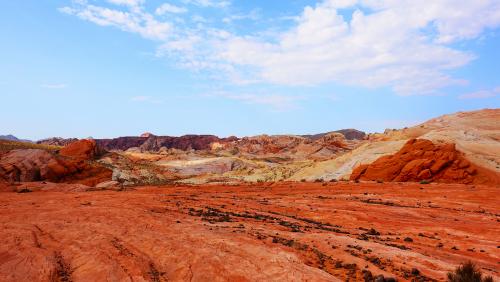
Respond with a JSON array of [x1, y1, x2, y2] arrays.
[[0, 140, 60, 153], [420, 180, 431, 184], [447, 261, 493, 282]]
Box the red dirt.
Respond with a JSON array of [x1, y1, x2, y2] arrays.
[[350, 139, 500, 185], [0, 182, 498, 281]]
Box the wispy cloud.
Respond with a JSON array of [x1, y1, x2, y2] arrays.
[[59, 2, 171, 40], [222, 9, 260, 24], [107, 0, 144, 7], [207, 91, 303, 111], [130, 95, 164, 104], [181, 0, 230, 8], [155, 3, 187, 15], [459, 87, 500, 99], [41, 83, 67, 89], [59, 0, 500, 96]]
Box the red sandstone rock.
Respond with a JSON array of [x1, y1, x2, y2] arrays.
[[59, 139, 99, 160], [96, 135, 239, 152], [350, 139, 499, 185], [0, 182, 498, 281], [0, 140, 111, 186]]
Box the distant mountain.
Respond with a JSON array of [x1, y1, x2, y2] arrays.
[[302, 129, 366, 141], [36, 130, 367, 153], [0, 134, 31, 143], [95, 135, 239, 151]]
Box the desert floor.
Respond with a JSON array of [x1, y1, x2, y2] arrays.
[[0, 182, 498, 281]]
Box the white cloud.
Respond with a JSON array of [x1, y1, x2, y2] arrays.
[[156, 3, 187, 15], [215, 0, 497, 95], [182, 0, 230, 8], [60, 0, 500, 96], [41, 84, 67, 89], [459, 87, 500, 99], [130, 95, 164, 104], [107, 0, 144, 7], [207, 91, 302, 111], [60, 3, 171, 40], [131, 95, 150, 101], [222, 9, 259, 24]]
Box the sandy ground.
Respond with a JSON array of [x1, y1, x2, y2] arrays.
[[0, 182, 498, 281]]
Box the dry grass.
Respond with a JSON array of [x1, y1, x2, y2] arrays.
[[0, 140, 60, 153]]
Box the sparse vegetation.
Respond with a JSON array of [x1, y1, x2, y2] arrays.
[[447, 261, 493, 282], [420, 180, 431, 184], [0, 140, 60, 153]]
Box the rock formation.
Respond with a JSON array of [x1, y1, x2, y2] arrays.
[[350, 139, 499, 185], [95, 135, 238, 152], [218, 133, 351, 160], [0, 140, 111, 186], [59, 139, 101, 160], [36, 137, 78, 146], [303, 129, 366, 141]]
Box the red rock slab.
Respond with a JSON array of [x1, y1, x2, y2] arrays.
[[351, 139, 500, 185], [59, 139, 99, 161], [0, 182, 498, 281]]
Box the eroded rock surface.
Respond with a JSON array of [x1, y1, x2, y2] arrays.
[[0, 140, 111, 186], [0, 182, 498, 281], [350, 139, 499, 185]]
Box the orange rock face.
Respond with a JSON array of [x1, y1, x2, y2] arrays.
[[0, 182, 498, 281], [0, 140, 111, 186], [350, 139, 499, 185], [59, 139, 99, 160]]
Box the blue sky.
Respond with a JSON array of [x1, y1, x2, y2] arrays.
[[1, 0, 499, 140]]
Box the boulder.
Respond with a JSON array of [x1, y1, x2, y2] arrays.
[[95, 180, 120, 189], [59, 139, 100, 160], [0, 149, 67, 182], [350, 139, 498, 185], [0, 141, 111, 185]]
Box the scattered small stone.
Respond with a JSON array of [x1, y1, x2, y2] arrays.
[[374, 274, 385, 282], [366, 228, 381, 236], [17, 188, 32, 193]]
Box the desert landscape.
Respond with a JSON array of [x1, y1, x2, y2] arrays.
[[1, 109, 499, 281], [2, 1, 500, 281]]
